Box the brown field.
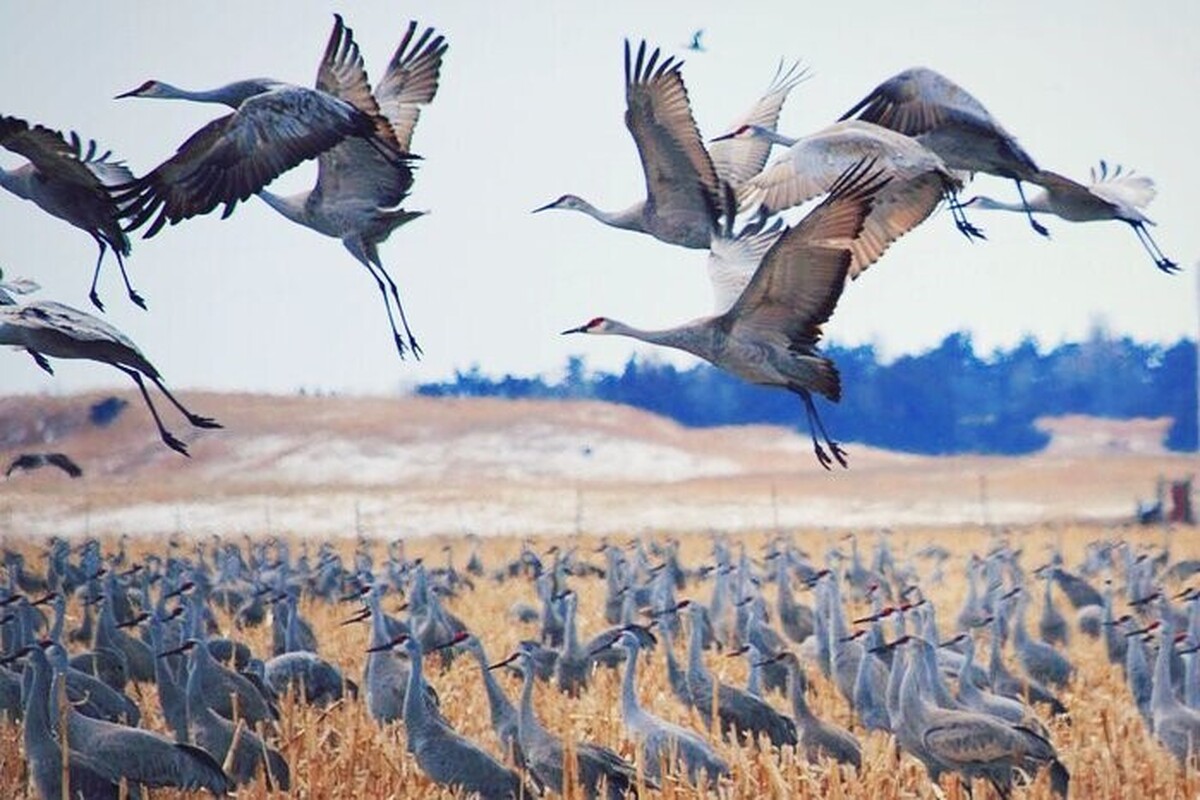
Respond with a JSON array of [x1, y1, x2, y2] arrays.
[[1, 393, 1198, 798]]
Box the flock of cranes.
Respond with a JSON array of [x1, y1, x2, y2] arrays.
[[0, 15, 1180, 464], [5, 527, 1200, 798]]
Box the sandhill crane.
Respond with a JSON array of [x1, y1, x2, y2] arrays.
[[0, 115, 139, 310], [679, 601, 797, 747], [170, 638, 290, 790], [257, 16, 447, 359], [939, 630, 1047, 736], [19, 644, 127, 800], [490, 643, 644, 799], [113, 16, 408, 238], [535, 40, 805, 248], [967, 161, 1177, 272], [686, 29, 706, 53], [369, 631, 535, 799], [4, 452, 83, 479], [1036, 569, 1069, 646], [1005, 589, 1074, 689], [44, 644, 233, 795], [898, 636, 1069, 797], [760, 649, 861, 768], [839, 66, 1049, 237], [0, 300, 221, 456], [95, 583, 155, 682], [263, 649, 355, 706], [606, 627, 730, 789], [461, 634, 525, 766], [1150, 614, 1200, 763], [564, 160, 890, 469], [713, 120, 981, 276]]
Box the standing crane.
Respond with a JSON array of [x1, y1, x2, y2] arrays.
[[757, 649, 861, 768], [563, 160, 891, 469], [605, 627, 730, 789], [535, 40, 805, 248], [257, 16, 448, 359], [713, 120, 980, 277], [0, 115, 139, 310], [489, 643, 644, 799], [838, 66, 1049, 237], [113, 15, 408, 238], [369, 631, 535, 799], [0, 300, 221, 456], [45, 644, 233, 795], [966, 161, 1177, 272]]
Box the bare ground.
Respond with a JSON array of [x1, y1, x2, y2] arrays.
[[0, 391, 1193, 539]]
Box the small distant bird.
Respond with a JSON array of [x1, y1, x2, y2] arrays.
[[966, 161, 1177, 273], [0, 116, 138, 310], [258, 15, 448, 360], [0, 272, 39, 306], [5, 453, 83, 479], [563, 160, 890, 469], [0, 300, 221, 456], [686, 29, 706, 52], [113, 16, 409, 238]]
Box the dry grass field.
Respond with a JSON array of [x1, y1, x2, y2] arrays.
[[2, 525, 1200, 799], [1, 393, 1198, 798]]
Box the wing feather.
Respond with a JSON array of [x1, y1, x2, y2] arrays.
[[709, 61, 808, 188]]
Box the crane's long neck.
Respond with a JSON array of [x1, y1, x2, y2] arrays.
[[595, 319, 717, 363], [575, 199, 646, 233], [1151, 619, 1178, 713], [619, 646, 644, 725], [972, 194, 1051, 214], [403, 643, 431, 733], [686, 610, 708, 680], [22, 649, 59, 765], [472, 646, 515, 727], [517, 664, 547, 747], [147, 80, 270, 108], [258, 190, 313, 228], [788, 659, 813, 721], [751, 125, 798, 147]]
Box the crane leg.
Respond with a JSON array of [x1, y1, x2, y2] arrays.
[[88, 240, 108, 312], [375, 259, 422, 360], [111, 246, 147, 309], [355, 256, 410, 360], [25, 348, 54, 375], [116, 366, 189, 456], [1013, 181, 1050, 238], [944, 191, 986, 240], [147, 374, 222, 429], [799, 391, 848, 470], [1130, 221, 1179, 273]]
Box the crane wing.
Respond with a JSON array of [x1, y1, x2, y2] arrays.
[[118, 87, 380, 237], [316, 14, 398, 149], [2, 301, 142, 353], [847, 172, 946, 279], [709, 61, 808, 189], [707, 220, 782, 314], [374, 21, 448, 153], [722, 160, 889, 350], [624, 40, 720, 221], [0, 116, 125, 210], [923, 717, 1024, 765], [838, 67, 995, 138], [46, 453, 84, 478]]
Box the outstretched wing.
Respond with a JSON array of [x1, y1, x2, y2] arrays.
[[1088, 161, 1156, 214], [709, 61, 808, 189], [722, 160, 890, 351], [708, 220, 783, 314], [624, 40, 720, 220], [118, 86, 385, 237], [375, 20, 448, 153], [838, 67, 995, 137], [46, 453, 84, 478]]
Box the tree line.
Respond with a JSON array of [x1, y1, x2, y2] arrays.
[[417, 330, 1197, 455]]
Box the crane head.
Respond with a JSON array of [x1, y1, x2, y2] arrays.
[[532, 194, 585, 213], [115, 80, 169, 100], [561, 317, 612, 336]]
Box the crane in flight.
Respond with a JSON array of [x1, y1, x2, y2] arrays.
[[563, 160, 890, 469], [0, 300, 221, 455], [113, 15, 409, 239], [0, 116, 138, 310], [257, 15, 448, 359], [535, 39, 806, 249], [838, 66, 1048, 237], [967, 161, 1177, 273]]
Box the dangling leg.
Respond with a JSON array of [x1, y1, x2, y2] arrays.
[[88, 239, 108, 312], [146, 374, 222, 429], [350, 248, 408, 360], [376, 259, 421, 359], [800, 390, 848, 470], [25, 348, 54, 375], [1014, 180, 1049, 238], [112, 247, 147, 309], [1130, 221, 1179, 273], [944, 190, 986, 240], [116, 365, 188, 456]]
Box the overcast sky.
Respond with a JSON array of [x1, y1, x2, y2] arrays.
[[1, 1, 1196, 398]]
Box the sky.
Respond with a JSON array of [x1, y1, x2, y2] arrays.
[[1, 1, 1197, 398]]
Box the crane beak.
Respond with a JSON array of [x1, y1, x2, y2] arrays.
[[366, 633, 409, 653], [708, 131, 737, 143], [488, 652, 520, 670], [531, 199, 560, 213], [114, 86, 143, 100], [560, 325, 588, 335]]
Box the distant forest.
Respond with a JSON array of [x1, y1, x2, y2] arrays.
[[418, 331, 1198, 455]]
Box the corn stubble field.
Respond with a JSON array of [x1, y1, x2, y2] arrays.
[[2, 523, 1199, 799]]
